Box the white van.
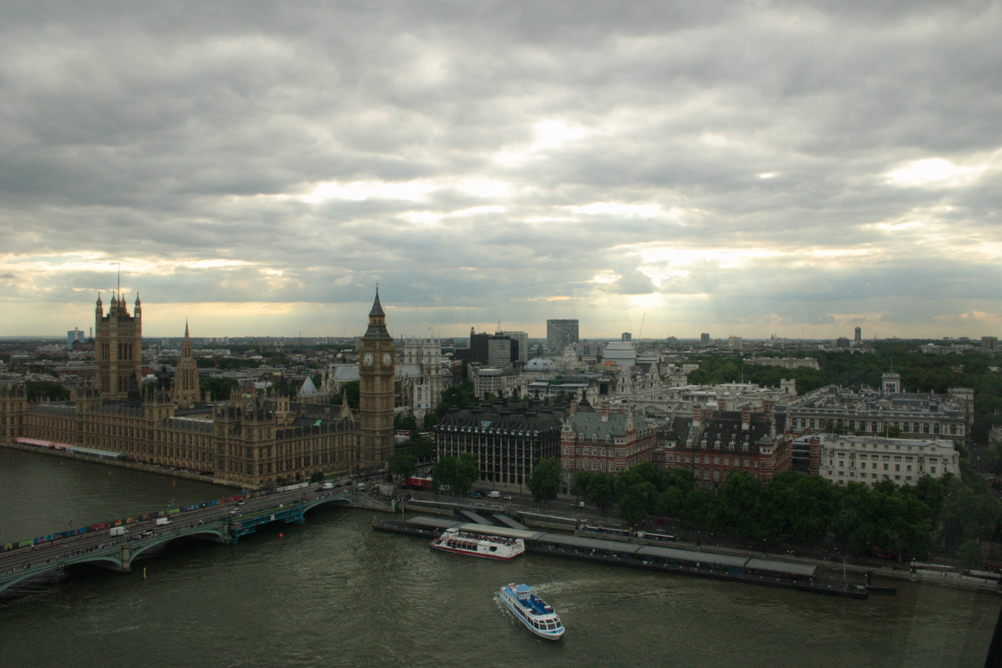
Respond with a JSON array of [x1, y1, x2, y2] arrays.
[[155, 517, 171, 526], [487, 491, 501, 498]]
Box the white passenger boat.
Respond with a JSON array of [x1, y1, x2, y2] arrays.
[[499, 583, 564, 640], [430, 527, 525, 560]]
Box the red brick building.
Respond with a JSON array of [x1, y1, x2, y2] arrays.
[[660, 407, 792, 486], [560, 399, 658, 476]]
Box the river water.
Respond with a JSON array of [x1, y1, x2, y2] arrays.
[[1, 448, 999, 668]]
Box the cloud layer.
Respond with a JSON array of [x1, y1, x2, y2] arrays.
[[2, 1, 1001, 339]]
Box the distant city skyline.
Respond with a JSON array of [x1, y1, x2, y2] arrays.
[[2, 3, 1000, 339]]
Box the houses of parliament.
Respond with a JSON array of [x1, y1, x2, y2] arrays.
[[0, 289, 395, 489]]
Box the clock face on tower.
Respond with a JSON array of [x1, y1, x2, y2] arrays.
[[362, 352, 374, 367], [382, 352, 393, 366]]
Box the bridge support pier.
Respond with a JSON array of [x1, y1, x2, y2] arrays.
[[120, 545, 132, 573]]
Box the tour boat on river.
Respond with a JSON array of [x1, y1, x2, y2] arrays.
[[430, 527, 525, 560], [499, 583, 564, 640]]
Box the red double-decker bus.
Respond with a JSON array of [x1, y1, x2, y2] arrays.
[[403, 476, 433, 490]]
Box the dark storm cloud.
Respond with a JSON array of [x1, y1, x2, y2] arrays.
[[1, 0, 1000, 336]]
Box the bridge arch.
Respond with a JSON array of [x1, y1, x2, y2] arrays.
[[303, 494, 354, 514], [128, 527, 227, 562]]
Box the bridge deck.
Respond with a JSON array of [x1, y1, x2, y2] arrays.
[[0, 485, 358, 595]]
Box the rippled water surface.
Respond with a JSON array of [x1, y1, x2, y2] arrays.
[[1, 449, 999, 667]]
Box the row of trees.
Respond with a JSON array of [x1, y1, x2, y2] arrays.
[[575, 463, 1002, 562], [431, 454, 480, 496]]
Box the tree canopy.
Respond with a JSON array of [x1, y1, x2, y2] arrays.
[[527, 457, 564, 505], [572, 461, 999, 559], [432, 454, 479, 496], [329, 380, 359, 410]]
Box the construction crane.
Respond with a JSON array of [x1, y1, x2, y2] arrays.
[[639, 312, 646, 340]]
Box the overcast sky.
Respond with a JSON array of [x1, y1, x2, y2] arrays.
[[2, 1, 1000, 340]]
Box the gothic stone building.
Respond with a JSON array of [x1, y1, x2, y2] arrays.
[[358, 289, 395, 469], [0, 289, 395, 489], [1, 385, 357, 488], [94, 292, 143, 400]]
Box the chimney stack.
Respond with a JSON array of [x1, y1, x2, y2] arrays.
[[600, 399, 610, 422], [742, 407, 750, 431]]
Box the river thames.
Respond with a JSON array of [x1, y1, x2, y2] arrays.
[[1, 448, 999, 668]]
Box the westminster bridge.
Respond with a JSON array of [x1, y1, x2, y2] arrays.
[[0, 480, 394, 595]]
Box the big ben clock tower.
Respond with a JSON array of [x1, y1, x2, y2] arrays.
[[359, 288, 395, 469]]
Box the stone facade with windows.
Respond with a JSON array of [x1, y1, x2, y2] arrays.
[[785, 378, 972, 446], [434, 400, 564, 487], [819, 435, 959, 488], [1, 385, 357, 489]]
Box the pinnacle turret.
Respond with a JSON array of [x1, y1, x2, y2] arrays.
[[369, 287, 385, 318]]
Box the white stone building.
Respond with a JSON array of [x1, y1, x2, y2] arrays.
[[820, 435, 959, 488], [398, 338, 443, 420]]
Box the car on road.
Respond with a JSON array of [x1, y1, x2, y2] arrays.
[[469, 491, 482, 498], [503, 495, 513, 501]]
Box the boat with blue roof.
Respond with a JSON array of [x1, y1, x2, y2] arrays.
[[499, 583, 564, 640]]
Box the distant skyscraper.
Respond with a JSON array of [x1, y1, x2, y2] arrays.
[[854, 327, 862, 343], [621, 332, 632, 342], [547, 319, 579, 353], [499, 330, 528, 364], [66, 327, 85, 350], [700, 333, 710, 345], [469, 329, 518, 367]]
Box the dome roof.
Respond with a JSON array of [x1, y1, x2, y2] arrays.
[[526, 357, 556, 371]]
